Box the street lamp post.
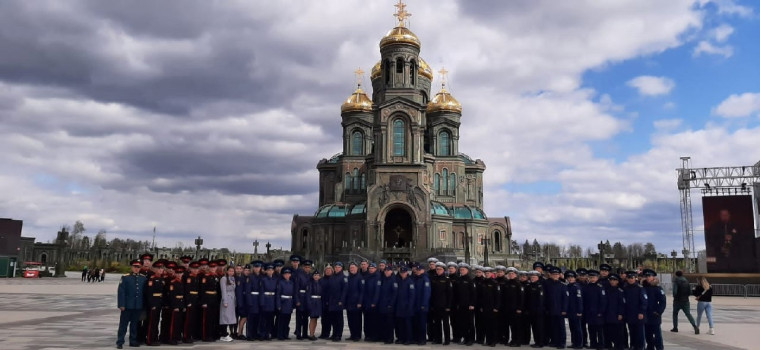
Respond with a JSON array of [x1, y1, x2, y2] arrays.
[[194, 236, 203, 259], [670, 250, 677, 272], [597, 241, 605, 267], [253, 240, 259, 256], [682, 249, 690, 272], [482, 238, 491, 267], [266, 241, 272, 260]]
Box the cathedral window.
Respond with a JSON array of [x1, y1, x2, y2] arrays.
[[351, 131, 363, 156], [442, 169, 448, 195], [434, 173, 440, 193], [410, 60, 417, 85], [345, 172, 351, 193], [450, 173, 456, 195], [353, 168, 359, 190], [439, 130, 451, 156], [494, 230, 502, 252], [396, 57, 404, 74], [393, 119, 405, 156]]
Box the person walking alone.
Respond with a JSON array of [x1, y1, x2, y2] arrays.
[[671, 271, 699, 334], [693, 277, 714, 335]]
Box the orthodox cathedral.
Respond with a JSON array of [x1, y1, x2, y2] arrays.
[[291, 1, 512, 264]]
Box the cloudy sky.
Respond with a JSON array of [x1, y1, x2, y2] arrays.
[[1, 0, 759, 255]]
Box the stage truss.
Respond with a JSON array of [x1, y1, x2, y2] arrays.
[[676, 157, 760, 272]]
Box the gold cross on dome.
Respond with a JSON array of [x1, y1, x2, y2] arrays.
[[354, 67, 365, 88], [394, 0, 411, 27], [438, 67, 449, 88]]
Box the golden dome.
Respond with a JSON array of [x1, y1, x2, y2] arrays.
[[370, 57, 433, 81], [426, 88, 462, 114], [341, 87, 373, 113], [379, 26, 421, 49]]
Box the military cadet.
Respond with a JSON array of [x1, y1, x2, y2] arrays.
[[544, 266, 568, 349], [346, 262, 364, 341], [452, 263, 476, 346], [144, 260, 165, 346], [166, 265, 186, 345], [326, 261, 347, 341], [185, 260, 204, 343], [160, 261, 178, 344], [116, 259, 147, 349], [293, 259, 311, 340], [273, 259, 285, 276], [412, 263, 431, 345], [199, 260, 220, 342], [533, 262, 552, 346], [430, 261, 452, 345], [276, 267, 296, 340], [394, 266, 415, 345], [179, 256, 192, 269], [494, 266, 508, 345], [623, 270, 648, 350], [519, 271, 532, 346], [136, 253, 154, 343], [425, 257, 439, 342], [643, 269, 666, 350], [378, 265, 398, 344], [477, 267, 501, 347], [244, 260, 262, 341], [472, 266, 486, 344], [271, 259, 284, 336], [318, 264, 333, 339], [362, 263, 381, 342], [305, 269, 323, 340], [378, 259, 388, 272], [599, 264, 612, 287], [603, 274, 626, 350], [234, 264, 248, 340], [139, 253, 154, 276], [360, 260, 370, 277], [427, 258, 439, 278], [501, 267, 524, 347], [525, 270, 545, 348], [259, 263, 278, 340], [583, 270, 607, 350], [576, 268, 590, 348], [565, 270, 584, 349]]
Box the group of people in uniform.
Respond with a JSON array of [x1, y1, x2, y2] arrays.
[[116, 253, 667, 350]]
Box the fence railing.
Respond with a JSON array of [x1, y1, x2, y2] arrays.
[[689, 283, 760, 298]]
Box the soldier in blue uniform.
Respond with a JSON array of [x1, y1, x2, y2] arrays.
[[378, 265, 399, 344], [412, 263, 431, 345], [525, 270, 545, 348], [305, 269, 323, 340], [243, 260, 262, 341], [599, 264, 612, 288], [576, 268, 589, 348], [642, 269, 666, 350], [345, 262, 365, 341], [289, 256, 308, 340], [362, 263, 381, 342], [545, 266, 568, 348], [259, 263, 278, 340], [603, 274, 626, 350], [394, 266, 416, 344], [326, 261, 348, 341], [583, 270, 607, 350], [565, 270, 584, 349], [276, 267, 296, 340], [116, 259, 147, 349], [318, 264, 333, 339], [234, 264, 249, 340], [623, 270, 647, 350]]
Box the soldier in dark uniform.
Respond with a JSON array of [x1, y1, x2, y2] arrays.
[[305, 269, 323, 340], [544, 266, 568, 348], [360, 259, 369, 277], [533, 262, 551, 346], [472, 265, 485, 344], [599, 264, 612, 288], [643, 269, 666, 350], [183, 261, 201, 343], [144, 260, 165, 346], [260, 263, 278, 340], [452, 263, 476, 346], [345, 262, 364, 341], [378, 265, 398, 344], [412, 263, 431, 345], [160, 261, 178, 344], [518, 271, 531, 345], [576, 268, 590, 348], [623, 270, 648, 350], [583, 270, 607, 350], [136, 253, 154, 343], [326, 261, 347, 341], [244, 260, 262, 341], [199, 260, 220, 342], [362, 263, 381, 342], [525, 270, 545, 348], [276, 267, 296, 340], [429, 262, 452, 345], [425, 257, 439, 342], [493, 266, 508, 345], [165, 265, 186, 345], [318, 264, 333, 339], [604, 274, 626, 350], [179, 256, 192, 270], [294, 258, 311, 340], [234, 264, 249, 340], [446, 261, 459, 342], [116, 259, 147, 349], [477, 267, 501, 347], [501, 267, 524, 347], [565, 270, 584, 349], [394, 266, 415, 344]]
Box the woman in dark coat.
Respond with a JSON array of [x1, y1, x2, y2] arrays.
[[305, 270, 323, 340]]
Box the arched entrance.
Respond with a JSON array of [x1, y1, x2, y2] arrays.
[[384, 208, 413, 248]]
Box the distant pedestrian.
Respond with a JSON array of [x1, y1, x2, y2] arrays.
[[671, 271, 699, 334], [82, 266, 89, 282], [100, 269, 106, 282], [693, 277, 714, 335]]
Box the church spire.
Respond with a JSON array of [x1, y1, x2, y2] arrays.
[[438, 66, 449, 92], [393, 0, 412, 27], [354, 67, 365, 89]]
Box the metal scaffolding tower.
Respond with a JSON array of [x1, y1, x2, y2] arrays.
[[676, 157, 760, 272]]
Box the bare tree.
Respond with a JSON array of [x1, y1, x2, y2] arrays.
[[567, 245, 583, 258]]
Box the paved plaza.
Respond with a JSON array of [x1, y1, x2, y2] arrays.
[[0, 273, 757, 350]]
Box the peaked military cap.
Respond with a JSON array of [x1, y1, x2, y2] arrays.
[[263, 263, 274, 270], [427, 257, 439, 263], [495, 265, 507, 272], [399, 266, 409, 273], [587, 269, 600, 277], [251, 260, 263, 267], [282, 267, 293, 274], [446, 261, 458, 268], [175, 266, 186, 273], [166, 261, 178, 269], [599, 264, 612, 271], [273, 259, 285, 267], [528, 270, 540, 276], [140, 253, 154, 261], [435, 262, 446, 268], [609, 274, 620, 281], [179, 256, 192, 263], [549, 267, 562, 274], [564, 270, 577, 278], [642, 269, 657, 277], [379, 260, 388, 265], [458, 262, 471, 269], [289, 255, 301, 262], [129, 259, 142, 267], [208, 260, 218, 267], [625, 271, 638, 277], [532, 262, 545, 269], [244, 264, 252, 269], [369, 263, 377, 268], [506, 267, 518, 273], [153, 260, 165, 268], [302, 260, 313, 267], [189, 261, 201, 268], [217, 259, 227, 267], [198, 258, 209, 265], [334, 261, 344, 267], [576, 268, 588, 275]]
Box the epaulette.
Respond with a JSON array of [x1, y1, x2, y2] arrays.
[[123, 273, 129, 276]]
